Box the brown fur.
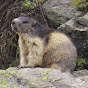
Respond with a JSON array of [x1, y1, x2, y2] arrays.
[[11, 17, 77, 72]]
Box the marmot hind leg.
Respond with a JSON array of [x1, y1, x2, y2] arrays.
[[43, 63, 73, 72]]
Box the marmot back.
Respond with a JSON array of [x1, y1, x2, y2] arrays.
[[11, 17, 77, 72]]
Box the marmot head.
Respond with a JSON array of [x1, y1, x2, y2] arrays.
[[11, 17, 52, 38], [11, 17, 43, 37]]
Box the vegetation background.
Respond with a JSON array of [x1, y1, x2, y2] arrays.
[[0, 0, 88, 70]]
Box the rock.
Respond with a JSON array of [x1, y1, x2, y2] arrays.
[[77, 12, 88, 26], [0, 67, 88, 88], [57, 19, 75, 33], [57, 13, 88, 58], [43, 0, 82, 27], [58, 19, 88, 32], [71, 30, 88, 58], [75, 27, 88, 31]]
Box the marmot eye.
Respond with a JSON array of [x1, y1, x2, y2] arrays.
[[22, 21, 29, 24]]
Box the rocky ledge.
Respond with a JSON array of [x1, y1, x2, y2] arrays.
[[0, 68, 88, 88]]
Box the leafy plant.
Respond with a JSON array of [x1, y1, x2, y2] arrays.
[[77, 58, 88, 71], [70, 0, 88, 11], [23, 0, 45, 9]]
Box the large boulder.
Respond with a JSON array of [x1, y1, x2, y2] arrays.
[[43, 0, 82, 27], [0, 67, 88, 88]]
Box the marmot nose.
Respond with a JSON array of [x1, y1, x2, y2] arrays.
[[11, 20, 18, 31], [11, 18, 20, 25], [11, 20, 16, 25]]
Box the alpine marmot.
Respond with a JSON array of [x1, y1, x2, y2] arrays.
[[11, 17, 77, 72]]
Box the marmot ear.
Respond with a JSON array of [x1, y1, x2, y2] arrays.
[[32, 21, 37, 26]]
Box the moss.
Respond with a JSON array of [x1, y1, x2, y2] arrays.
[[70, 0, 88, 12], [23, 0, 45, 9], [43, 75, 49, 80], [0, 71, 9, 87], [13, 86, 21, 88], [44, 68, 53, 75], [0, 78, 9, 88], [5, 73, 13, 79], [13, 87, 17, 88], [17, 72, 24, 78], [28, 81, 35, 87], [58, 80, 63, 83], [0, 68, 22, 88], [23, 79, 26, 83], [42, 69, 53, 80], [10, 70, 16, 74], [76, 58, 88, 71], [0, 70, 4, 75]]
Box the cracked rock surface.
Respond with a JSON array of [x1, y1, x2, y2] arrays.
[[43, 0, 82, 26], [0, 67, 88, 88]]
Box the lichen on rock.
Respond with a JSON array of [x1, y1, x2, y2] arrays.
[[0, 67, 88, 88]]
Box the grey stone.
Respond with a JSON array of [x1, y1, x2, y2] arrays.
[[75, 27, 88, 31], [0, 67, 88, 88], [43, 0, 82, 26], [77, 13, 88, 26], [58, 19, 75, 33], [57, 14, 88, 58]]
